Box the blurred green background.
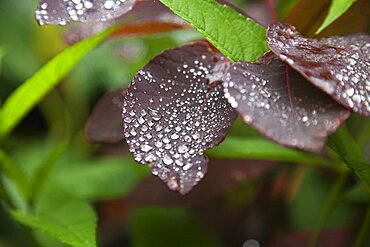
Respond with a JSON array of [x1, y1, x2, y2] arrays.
[[0, 0, 369, 247]]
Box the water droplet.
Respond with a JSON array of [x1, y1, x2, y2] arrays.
[[163, 156, 173, 165], [178, 144, 189, 153], [141, 144, 153, 152]]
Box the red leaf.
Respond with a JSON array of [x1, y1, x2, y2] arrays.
[[35, 0, 135, 26], [267, 23, 370, 116], [64, 1, 189, 44], [122, 41, 236, 194], [85, 88, 125, 143], [223, 52, 350, 152]]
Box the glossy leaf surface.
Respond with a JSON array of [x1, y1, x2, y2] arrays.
[[267, 23, 370, 116], [65, 0, 189, 44], [122, 41, 236, 194], [223, 52, 350, 152], [35, 0, 135, 25]]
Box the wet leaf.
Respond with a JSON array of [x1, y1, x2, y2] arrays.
[[128, 158, 276, 207], [85, 88, 125, 143], [64, 1, 189, 44], [223, 52, 350, 152], [35, 0, 135, 26], [267, 23, 370, 116], [316, 0, 356, 34], [122, 41, 236, 194]]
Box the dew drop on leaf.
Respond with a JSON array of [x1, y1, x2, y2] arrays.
[[35, 0, 135, 26], [267, 23, 370, 116], [122, 41, 236, 194], [224, 52, 351, 152]]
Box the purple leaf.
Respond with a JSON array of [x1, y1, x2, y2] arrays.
[[35, 0, 135, 26], [122, 41, 236, 194], [64, 0, 189, 44], [223, 52, 350, 152], [267, 23, 370, 116], [85, 88, 125, 143]]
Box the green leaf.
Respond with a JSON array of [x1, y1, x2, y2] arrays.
[[159, 0, 268, 62], [0, 24, 119, 139], [11, 201, 97, 247], [328, 126, 370, 194], [28, 141, 69, 200], [343, 185, 369, 203], [206, 137, 334, 169], [131, 207, 220, 247], [51, 157, 149, 201], [316, 0, 356, 34], [290, 169, 353, 231], [0, 149, 29, 197], [0, 46, 5, 74]]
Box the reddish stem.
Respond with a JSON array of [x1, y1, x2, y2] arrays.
[[285, 63, 296, 117], [195, 80, 222, 123], [267, 0, 278, 23]]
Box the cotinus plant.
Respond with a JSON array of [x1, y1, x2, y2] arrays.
[[36, 0, 370, 194]]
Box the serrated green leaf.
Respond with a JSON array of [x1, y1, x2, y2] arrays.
[[206, 137, 333, 169], [316, 0, 356, 34], [131, 207, 220, 247], [159, 0, 268, 62], [11, 201, 97, 247], [0, 24, 120, 139]]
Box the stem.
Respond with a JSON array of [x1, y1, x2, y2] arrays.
[[308, 169, 348, 247], [267, 0, 278, 23], [354, 206, 370, 247]]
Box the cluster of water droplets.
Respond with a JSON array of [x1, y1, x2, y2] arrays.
[[267, 23, 370, 116], [122, 43, 236, 194], [223, 53, 350, 151], [35, 0, 134, 25]]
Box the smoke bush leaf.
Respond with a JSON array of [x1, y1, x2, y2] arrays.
[[267, 23, 370, 116], [35, 0, 135, 26], [65, 1, 189, 44], [223, 52, 350, 152], [122, 41, 236, 194], [85, 88, 125, 143]]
